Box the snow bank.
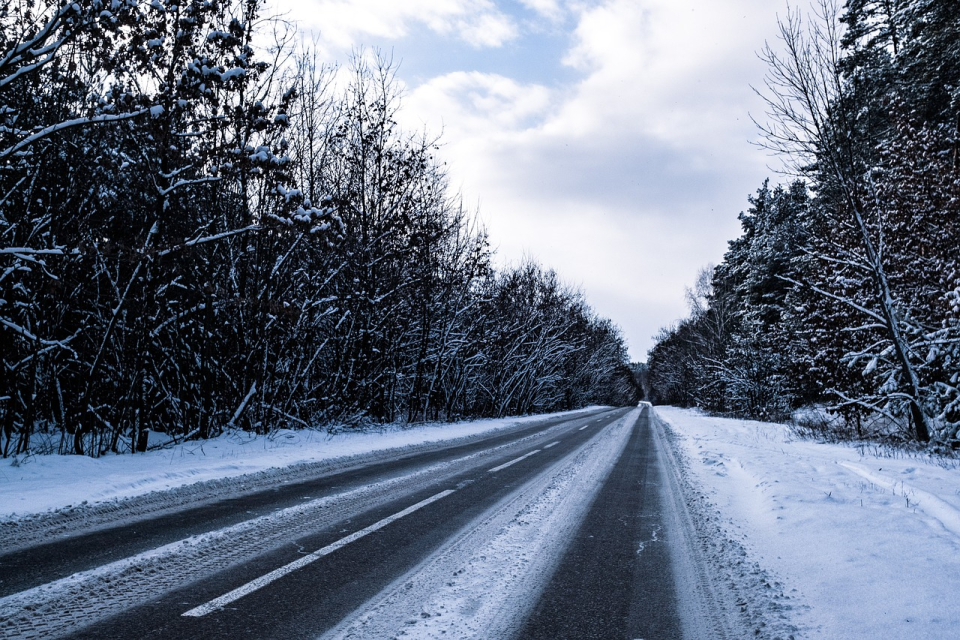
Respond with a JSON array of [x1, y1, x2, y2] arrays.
[[0, 409, 598, 519], [657, 406, 960, 640]]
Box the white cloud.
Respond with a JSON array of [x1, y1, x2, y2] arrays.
[[405, 72, 554, 136], [275, 0, 793, 357], [518, 0, 565, 21], [557, 0, 775, 142], [454, 11, 519, 47], [399, 0, 781, 358], [284, 0, 518, 50]]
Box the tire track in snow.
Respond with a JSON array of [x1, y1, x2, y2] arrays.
[[320, 409, 639, 640]]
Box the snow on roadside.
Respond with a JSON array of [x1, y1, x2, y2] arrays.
[[656, 406, 960, 640], [0, 408, 599, 519]]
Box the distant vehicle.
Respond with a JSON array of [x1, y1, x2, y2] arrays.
[[637, 401, 651, 408]]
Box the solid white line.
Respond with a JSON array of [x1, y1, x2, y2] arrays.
[[182, 489, 456, 617], [488, 450, 540, 473], [544, 441, 560, 449]]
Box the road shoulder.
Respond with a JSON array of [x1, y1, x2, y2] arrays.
[[652, 408, 799, 640]]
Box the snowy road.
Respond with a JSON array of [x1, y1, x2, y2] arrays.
[[0, 407, 742, 639]]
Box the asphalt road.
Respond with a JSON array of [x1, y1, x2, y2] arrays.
[[0, 407, 611, 598], [518, 406, 682, 640], [1, 406, 730, 639]]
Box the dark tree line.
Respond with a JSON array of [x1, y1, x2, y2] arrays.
[[647, 0, 960, 445], [0, 0, 638, 457]]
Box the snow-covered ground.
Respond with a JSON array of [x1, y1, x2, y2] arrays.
[[657, 406, 960, 640], [0, 408, 597, 519]]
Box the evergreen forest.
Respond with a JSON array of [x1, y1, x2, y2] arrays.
[[646, 0, 960, 445]]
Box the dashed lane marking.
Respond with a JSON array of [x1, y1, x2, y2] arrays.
[[579, 425, 589, 431], [544, 441, 560, 449], [182, 489, 456, 617], [488, 450, 540, 473]]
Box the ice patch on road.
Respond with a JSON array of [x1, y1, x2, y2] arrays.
[[636, 524, 660, 554]]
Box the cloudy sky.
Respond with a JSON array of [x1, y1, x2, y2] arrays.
[[277, 0, 791, 361]]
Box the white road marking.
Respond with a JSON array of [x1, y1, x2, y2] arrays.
[[181, 489, 456, 617], [488, 450, 540, 473], [579, 425, 589, 431], [544, 441, 560, 449]]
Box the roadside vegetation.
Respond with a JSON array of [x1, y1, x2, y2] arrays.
[[646, 0, 960, 446], [0, 0, 639, 457]]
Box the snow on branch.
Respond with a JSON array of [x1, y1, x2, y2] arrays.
[[0, 109, 151, 160]]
